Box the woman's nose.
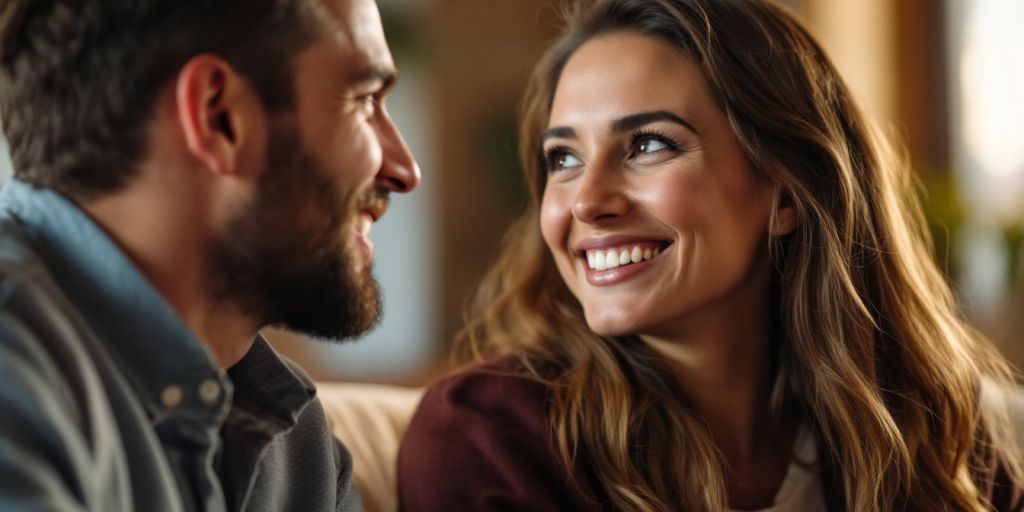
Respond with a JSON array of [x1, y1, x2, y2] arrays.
[[570, 163, 631, 223]]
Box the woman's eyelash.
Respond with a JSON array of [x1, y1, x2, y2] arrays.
[[543, 145, 574, 170], [542, 130, 684, 172], [542, 145, 563, 162], [630, 129, 681, 151]]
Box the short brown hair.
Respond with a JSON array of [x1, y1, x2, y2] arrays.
[[0, 0, 324, 197]]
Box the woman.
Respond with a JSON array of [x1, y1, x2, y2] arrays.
[[398, 0, 1023, 510]]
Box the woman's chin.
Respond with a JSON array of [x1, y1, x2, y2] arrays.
[[584, 311, 643, 338]]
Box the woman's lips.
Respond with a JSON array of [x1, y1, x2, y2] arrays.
[[578, 242, 671, 286]]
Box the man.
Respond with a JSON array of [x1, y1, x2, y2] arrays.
[[0, 0, 419, 510]]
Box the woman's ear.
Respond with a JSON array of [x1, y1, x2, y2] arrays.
[[769, 186, 797, 236]]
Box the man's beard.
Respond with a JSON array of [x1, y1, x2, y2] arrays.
[[210, 120, 385, 341]]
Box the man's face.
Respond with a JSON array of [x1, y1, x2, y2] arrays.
[[213, 0, 420, 341]]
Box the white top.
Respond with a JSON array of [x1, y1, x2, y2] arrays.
[[727, 427, 827, 512]]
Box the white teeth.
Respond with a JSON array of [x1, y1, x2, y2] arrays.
[[605, 251, 619, 269], [584, 244, 665, 271]]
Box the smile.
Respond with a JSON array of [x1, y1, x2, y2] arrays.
[[353, 212, 377, 260], [584, 243, 663, 271], [357, 213, 373, 237]]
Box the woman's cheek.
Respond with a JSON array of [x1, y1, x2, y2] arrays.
[[539, 187, 573, 254]]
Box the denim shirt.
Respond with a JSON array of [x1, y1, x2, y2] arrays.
[[0, 180, 362, 511]]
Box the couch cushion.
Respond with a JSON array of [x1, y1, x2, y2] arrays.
[[318, 383, 425, 512]]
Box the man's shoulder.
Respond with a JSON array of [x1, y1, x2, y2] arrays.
[[0, 213, 49, 296], [242, 351, 364, 511], [0, 212, 142, 512], [0, 213, 81, 347], [0, 210, 105, 418]]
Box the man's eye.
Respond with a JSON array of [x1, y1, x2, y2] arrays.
[[353, 94, 378, 113], [543, 147, 583, 172]]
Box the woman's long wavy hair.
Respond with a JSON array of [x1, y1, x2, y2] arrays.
[[456, 0, 1022, 509]]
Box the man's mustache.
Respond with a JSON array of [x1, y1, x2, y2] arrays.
[[356, 186, 390, 221]]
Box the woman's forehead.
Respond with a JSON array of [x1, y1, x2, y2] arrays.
[[547, 33, 712, 130]]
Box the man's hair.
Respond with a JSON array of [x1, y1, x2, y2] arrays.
[[0, 0, 325, 198]]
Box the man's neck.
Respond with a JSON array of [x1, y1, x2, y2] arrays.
[[80, 177, 259, 369]]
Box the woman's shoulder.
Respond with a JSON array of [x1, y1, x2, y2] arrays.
[[397, 355, 608, 511], [399, 355, 554, 461], [428, 356, 548, 399]]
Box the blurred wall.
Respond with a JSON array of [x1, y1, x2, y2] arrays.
[[429, 0, 562, 357], [946, 0, 1024, 367]]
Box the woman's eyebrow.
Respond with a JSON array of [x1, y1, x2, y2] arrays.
[[610, 110, 700, 136], [541, 126, 578, 143], [543, 110, 700, 144]]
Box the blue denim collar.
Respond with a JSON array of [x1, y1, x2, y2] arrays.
[[0, 179, 233, 423]]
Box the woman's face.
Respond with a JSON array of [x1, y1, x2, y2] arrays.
[[540, 32, 786, 339]]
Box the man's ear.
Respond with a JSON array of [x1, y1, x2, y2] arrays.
[[769, 186, 798, 236], [174, 54, 258, 176]]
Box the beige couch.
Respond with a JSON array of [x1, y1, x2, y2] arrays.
[[319, 383, 424, 512]]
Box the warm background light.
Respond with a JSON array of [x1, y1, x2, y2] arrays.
[[958, 0, 1024, 219]]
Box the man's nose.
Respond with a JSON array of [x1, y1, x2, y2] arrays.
[[375, 111, 421, 193]]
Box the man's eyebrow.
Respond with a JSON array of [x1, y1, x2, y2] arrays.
[[610, 110, 699, 136], [348, 65, 397, 92]]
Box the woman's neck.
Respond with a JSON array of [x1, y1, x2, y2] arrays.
[[640, 293, 797, 509]]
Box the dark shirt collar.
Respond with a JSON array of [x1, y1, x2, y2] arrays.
[[0, 180, 315, 429], [228, 335, 317, 429]]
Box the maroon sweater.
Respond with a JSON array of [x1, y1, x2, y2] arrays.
[[397, 356, 1023, 511]]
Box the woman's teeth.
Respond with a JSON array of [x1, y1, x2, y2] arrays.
[[585, 244, 662, 271]]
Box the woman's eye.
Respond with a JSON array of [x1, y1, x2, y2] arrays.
[[636, 136, 670, 154], [545, 148, 583, 172], [628, 132, 683, 163]]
